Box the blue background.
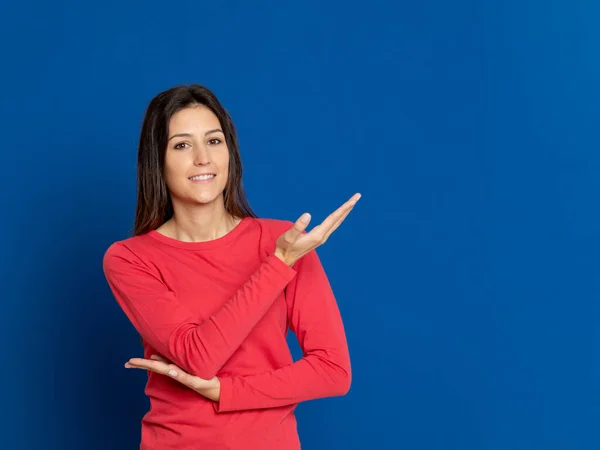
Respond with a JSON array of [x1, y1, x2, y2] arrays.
[[2, 1, 599, 449]]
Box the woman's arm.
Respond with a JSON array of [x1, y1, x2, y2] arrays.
[[110, 194, 359, 386], [123, 248, 352, 408], [103, 243, 297, 380], [213, 248, 351, 412]]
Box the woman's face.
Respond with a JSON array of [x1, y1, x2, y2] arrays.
[[164, 105, 230, 207]]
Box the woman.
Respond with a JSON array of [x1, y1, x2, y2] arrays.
[[103, 84, 360, 450]]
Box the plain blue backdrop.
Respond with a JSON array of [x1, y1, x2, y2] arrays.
[[2, 0, 600, 449]]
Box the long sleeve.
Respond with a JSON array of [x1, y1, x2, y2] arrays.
[[102, 242, 297, 380], [214, 248, 351, 413]]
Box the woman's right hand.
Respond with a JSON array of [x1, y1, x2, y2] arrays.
[[274, 193, 361, 267]]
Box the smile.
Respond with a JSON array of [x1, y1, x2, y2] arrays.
[[189, 174, 216, 182]]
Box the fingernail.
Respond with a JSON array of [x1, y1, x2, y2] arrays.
[[301, 213, 311, 223], [124, 363, 131, 368], [150, 355, 158, 360], [168, 369, 178, 377], [355, 193, 361, 201]]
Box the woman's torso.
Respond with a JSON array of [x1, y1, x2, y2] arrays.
[[122, 218, 301, 449]]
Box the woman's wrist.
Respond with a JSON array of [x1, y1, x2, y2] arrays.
[[196, 377, 221, 402], [273, 249, 295, 266]]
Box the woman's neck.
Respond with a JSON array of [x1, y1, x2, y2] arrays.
[[157, 204, 240, 243]]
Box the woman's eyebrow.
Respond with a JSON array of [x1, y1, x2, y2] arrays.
[[168, 129, 223, 142]]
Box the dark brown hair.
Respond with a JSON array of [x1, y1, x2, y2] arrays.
[[133, 84, 257, 236]]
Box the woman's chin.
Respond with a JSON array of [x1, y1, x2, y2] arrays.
[[192, 193, 224, 205], [171, 190, 225, 207]]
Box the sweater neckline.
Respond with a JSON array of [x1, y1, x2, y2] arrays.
[[146, 217, 253, 250]]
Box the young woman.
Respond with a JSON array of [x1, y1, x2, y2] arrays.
[[103, 84, 360, 449]]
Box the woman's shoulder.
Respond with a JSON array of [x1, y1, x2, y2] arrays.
[[103, 233, 155, 267]]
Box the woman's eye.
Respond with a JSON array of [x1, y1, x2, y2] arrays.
[[174, 142, 190, 150], [208, 138, 222, 145]]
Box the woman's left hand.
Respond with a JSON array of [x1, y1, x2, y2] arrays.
[[125, 354, 221, 402]]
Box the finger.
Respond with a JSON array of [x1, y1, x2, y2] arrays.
[[310, 193, 360, 240], [284, 212, 312, 243], [319, 193, 360, 232], [125, 359, 204, 390], [126, 358, 180, 377], [126, 358, 171, 373], [322, 203, 356, 241], [125, 359, 165, 371], [125, 359, 182, 381], [126, 361, 175, 376], [150, 354, 171, 363]]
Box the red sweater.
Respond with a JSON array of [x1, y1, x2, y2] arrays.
[[102, 217, 351, 449]]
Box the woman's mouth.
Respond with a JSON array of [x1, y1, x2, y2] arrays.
[[189, 174, 216, 183]]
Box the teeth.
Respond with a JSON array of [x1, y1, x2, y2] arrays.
[[190, 174, 215, 181]]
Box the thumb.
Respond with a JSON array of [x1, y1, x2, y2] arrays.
[[286, 213, 311, 242]]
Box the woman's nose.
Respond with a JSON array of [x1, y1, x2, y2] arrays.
[[193, 146, 210, 165]]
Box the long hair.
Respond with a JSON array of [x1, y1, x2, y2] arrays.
[[133, 84, 257, 236]]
